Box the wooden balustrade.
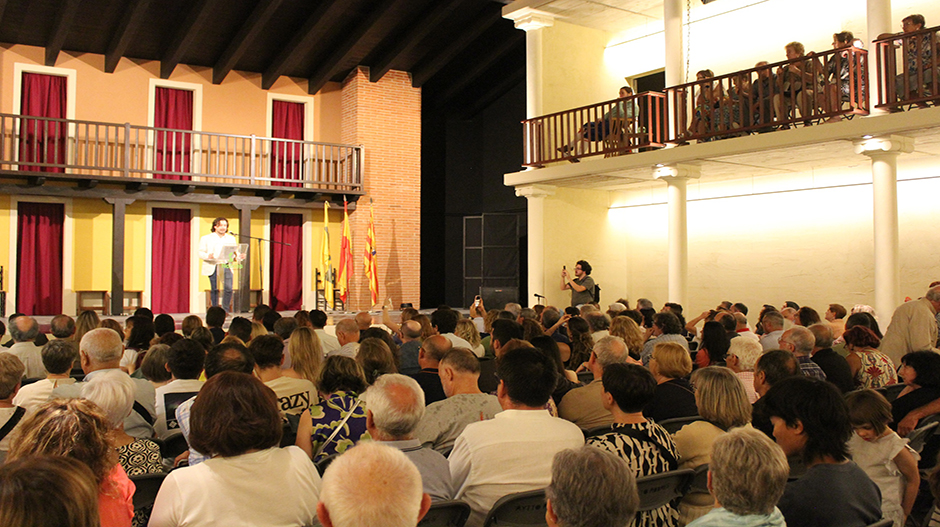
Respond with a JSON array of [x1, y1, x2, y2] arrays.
[[874, 25, 940, 109]]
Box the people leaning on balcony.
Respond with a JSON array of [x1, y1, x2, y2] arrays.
[[773, 42, 819, 126], [879, 14, 937, 107], [558, 86, 635, 162]]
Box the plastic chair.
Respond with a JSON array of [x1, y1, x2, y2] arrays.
[[130, 473, 167, 511], [482, 488, 547, 527], [688, 463, 709, 495], [418, 500, 471, 527], [907, 417, 940, 454], [657, 415, 703, 434], [635, 469, 695, 512]]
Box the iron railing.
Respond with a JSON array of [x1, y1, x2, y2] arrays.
[[0, 113, 362, 191], [873, 24, 940, 109], [522, 92, 666, 167]]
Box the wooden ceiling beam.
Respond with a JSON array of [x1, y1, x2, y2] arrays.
[[104, 0, 154, 73], [160, 0, 217, 79], [212, 0, 284, 84], [45, 0, 82, 66], [261, 0, 345, 90]]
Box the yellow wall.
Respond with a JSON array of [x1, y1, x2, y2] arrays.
[[541, 21, 622, 115], [72, 198, 112, 291], [125, 202, 147, 292]]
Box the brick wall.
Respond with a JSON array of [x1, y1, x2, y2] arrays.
[[341, 67, 421, 311]]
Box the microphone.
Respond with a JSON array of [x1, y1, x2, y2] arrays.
[[534, 293, 546, 299]]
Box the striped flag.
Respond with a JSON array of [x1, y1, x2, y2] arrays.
[[337, 198, 353, 304], [319, 202, 334, 309], [364, 199, 379, 306]]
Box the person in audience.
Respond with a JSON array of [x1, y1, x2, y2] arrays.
[[153, 314, 176, 339], [759, 311, 785, 351], [252, 304, 271, 325], [133, 307, 154, 322], [725, 337, 761, 403], [50, 314, 76, 340], [695, 321, 729, 369], [891, 350, 940, 428], [353, 311, 372, 331], [585, 312, 610, 343], [880, 286, 940, 365], [99, 319, 125, 338], [332, 318, 360, 358], [825, 303, 848, 338], [450, 347, 584, 527], [773, 41, 819, 125], [225, 316, 252, 343], [587, 362, 679, 527], [844, 325, 898, 389], [150, 371, 321, 527], [283, 326, 324, 383], [189, 327, 213, 352], [644, 341, 697, 423], [807, 323, 853, 393], [0, 353, 26, 462], [317, 442, 431, 527], [299, 355, 370, 462], [249, 334, 315, 415], [454, 318, 484, 358], [522, 318, 545, 343], [641, 311, 688, 366], [3, 315, 44, 379], [891, 14, 936, 105], [74, 310, 101, 345], [557, 88, 635, 160], [154, 339, 205, 439], [249, 321, 267, 341], [686, 427, 789, 527], [357, 337, 398, 385], [558, 336, 629, 430], [415, 348, 502, 455], [530, 335, 580, 404], [306, 310, 340, 354], [778, 326, 826, 380], [751, 350, 800, 438], [138, 344, 172, 389], [0, 455, 101, 527], [273, 316, 298, 355], [762, 376, 882, 527], [684, 69, 719, 139], [545, 446, 639, 527], [176, 341, 255, 467], [821, 31, 859, 123], [610, 315, 645, 359], [491, 318, 524, 359], [398, 320, 423, 375], [205, 306, 226, 344], [364, 374, 453, 501], [12, 339, 76, 411], [121, 315, 155, 374], [733, 312, 758, 340], [262, 310, 282, 333], [82, 370, 164, 527], [430, 308, 473, 352], [408, 335, 449, 405], [53, 328, 156, 439], [674, 366, 753, 523], [846, 389, 919, 527], [542, 306, 571, 345], [9, 399, 134, 527]]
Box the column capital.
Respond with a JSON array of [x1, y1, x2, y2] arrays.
[[853, 135, 914, 156], [502, 3, 555, 31], [515, 184, 556, 199], [652, 163, 701, 181]]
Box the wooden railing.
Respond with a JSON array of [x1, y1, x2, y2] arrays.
[[873, 25, 940, 109], [522, 92, 666, 167], [665, 46, 869, 143], [0, 114, 363, 192]]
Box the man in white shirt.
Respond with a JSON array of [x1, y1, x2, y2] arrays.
[[197, 217, 237, 312], [430, 308, 474, 355], [249, 334, 315, 415], [331, 319, 360, 358], [760, 311, 786, 351], [310, 310, 341, 354], [155, 339, 206, 439], [3, 316, 45, 379], [450, 347, 584, 527], [12, 339, 76, 412]]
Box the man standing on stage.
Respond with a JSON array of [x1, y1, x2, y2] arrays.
[[198, 217, 236, 312], [561, 260, 595, 307]]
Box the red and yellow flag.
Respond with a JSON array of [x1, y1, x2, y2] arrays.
[[337, 198, 353, 304], [364, 200, 379, 306]]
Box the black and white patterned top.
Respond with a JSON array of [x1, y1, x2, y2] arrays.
[[587, 421, 680, 527], [118, 438, 165, 527]]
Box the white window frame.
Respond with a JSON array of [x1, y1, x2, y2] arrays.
[[12, 63, 78, 170], [262, 207, 313, 310], [144, 202, 201, 313], [147, 79, 203, 179], [265, 93, 315, 141], [7, 196, 75, 315]]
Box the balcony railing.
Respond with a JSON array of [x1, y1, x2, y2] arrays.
[[873, 24, 940, 109], [0, 113, 362, 192], [522, 92, 666, 167], [666, 46, 868, 143]]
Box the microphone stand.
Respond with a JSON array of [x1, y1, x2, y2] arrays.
[[229, 232, 291, 313]]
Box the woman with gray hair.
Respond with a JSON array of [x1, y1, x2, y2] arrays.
[[546, 446, 639, 527], [725, 338, 763, 403], [686, 427, 789, 526]]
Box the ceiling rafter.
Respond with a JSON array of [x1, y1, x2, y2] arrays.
[[0, 0, 10, 30], [410, 6, 501, 88], [104, 0, 154, 73], [44, 0, 82, 66], [261, 0, 346, 90], [433, 30, 523, 105], [212, 0, 284, 84], [160, 0, 217, 79]]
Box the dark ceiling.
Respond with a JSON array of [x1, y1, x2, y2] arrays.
[[0, 0, 524, 116]]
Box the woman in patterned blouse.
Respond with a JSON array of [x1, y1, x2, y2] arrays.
[[844, 326, 898, 390], [586, 363, 680, 527], [296, 355, 371, 462]]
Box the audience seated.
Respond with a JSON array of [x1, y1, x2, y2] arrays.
[[332, 318, 360, 358], [248, 334, 315, 415], [121, 316, 155, 374], [138, 344, 172, 389], [725, 337, 762, 403], [205, 306, 226, 344], [310, 309, 341, 354], [759, 311, 785, 351], [317, 442, 431, 527], [0, 353, 26, 462], [779, 326, 827, 380], [180, 315, 203, 338], [546, 446, 639, 527], [282, 326, 324, 383], [558, 336, 629, 430], [150, 371, 320, 527], [3, 315, 45, 379], [298, 355, 370, 462], [154, 339, 205, 439], [751, 350, 799, 439], [530, 335, 581, 405], [643, 342, 697, 423], [397, 320, 423, 375], [892, 350, 940, 428], [641, 311, 689, 366], [431, 308, 474, 354], [455, 318, 485, 357], [0, 456, 101, 527], [356, 337, 398, 385], [226, 316, 252, 344], [450, 347, 584, 527], [845, 325, 898, 389], [586, 362, 680, 527], [807, 323, 854, 393], [407, 335, 449, 405], [610, 315, 645, 359], [686, 427, 789, 527], [12, 339, 77, 411]]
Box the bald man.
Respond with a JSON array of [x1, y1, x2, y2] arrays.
[[399, 320, 423, 375], [408, 336, 450, 405], [331, 319, 360, 358]]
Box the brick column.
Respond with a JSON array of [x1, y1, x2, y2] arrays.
[[341, 67, 421, 311]]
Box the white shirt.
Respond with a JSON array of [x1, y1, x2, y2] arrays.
[[4, 342, 45, 379], [760, 329, 784, 351], [155, 378, 205, 439], [329, 341, 359, 358], [265, 376, 316, 415], [449, 409, 584, 527], [197, 231, 237, 276], [149, 446, 321, 527], [442, 333, 479, 356], [314, 328, 341, 354], [13, 377, 75, 412]]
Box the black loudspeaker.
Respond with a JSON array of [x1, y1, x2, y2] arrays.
[[482, 286, 518, 309]]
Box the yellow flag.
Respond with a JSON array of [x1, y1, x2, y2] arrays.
[[320, 202, 333, 308]]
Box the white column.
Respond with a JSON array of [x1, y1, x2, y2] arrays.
[[503, 7, 554, 119], [663, 0, 685, 88], [867, 0, 892, 114], [654, 164, 700, 305], [854, 135, 913, 322], [516, 184, 556, 307]]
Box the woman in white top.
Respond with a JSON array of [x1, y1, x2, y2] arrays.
[[149, 371, 322, 527]]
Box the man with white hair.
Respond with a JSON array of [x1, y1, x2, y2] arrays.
[[759, 311, 785, 352], [331, 318, 360, 358], [558, 336, 630, 430], [51, 328, 156, 439], [546, 446, 639, 527], [725, 337, 762, 403], [317, 442, 431, 527], [778, 326, 826, 381], [880, 286, 940, 364], [365, 374, 453, 501], [3, 315, 45, 378]]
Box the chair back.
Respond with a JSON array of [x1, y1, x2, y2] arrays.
[[876, 383, 906, 403], [635, 469, 695, 512], [657, 415, 703, 434], [482, 488, 547, 527], [130, 473, 167, 511], [688, 463, 709, 495], [906, 418, 940, 454], [160, 432, 189, 459], [418, 500, 471, 527]]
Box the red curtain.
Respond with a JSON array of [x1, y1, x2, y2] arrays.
[[270, 213, 303, 310], [17, 202, 64, 315], [19, 73, 67, 173], [154, 87, 193, 180], [271, 100, 304, 187], [152, 208, 191, 313]]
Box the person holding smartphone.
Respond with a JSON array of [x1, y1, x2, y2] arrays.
[[561, 260, 595, 307]]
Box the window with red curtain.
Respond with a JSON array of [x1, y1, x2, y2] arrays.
[[152, 208, 191, 313], [271, 100, 304, 187], [17, 202, 64, 315], [270, 213, 303, 310], [19, 73, 67, 173], [154, 87, 193, 180]]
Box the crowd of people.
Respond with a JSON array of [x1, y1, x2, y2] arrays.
[[1, 284, 940, 526]]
